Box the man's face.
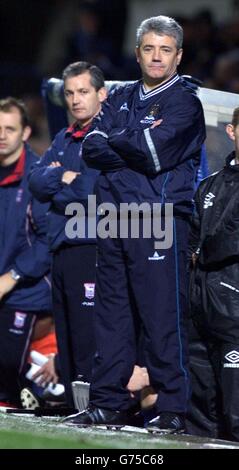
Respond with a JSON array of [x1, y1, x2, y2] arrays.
[[64, 72, 106, 127], [226, 122, 239, 158], [135, 32, 183, 89], [0, 108, 30, 166], [234, 125, 239, 155]]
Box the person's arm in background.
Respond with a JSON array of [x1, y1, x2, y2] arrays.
[[28, 132, 66, 202], [0, 197, 51, 299], [32, 354, 59, 386], [29, 318, 60, 386], [11, 197, 51, 280], [0, 273, 18, 301]]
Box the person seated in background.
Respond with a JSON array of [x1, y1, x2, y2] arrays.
[[20, 314, 66, 410], [29, 313, 59, 387]]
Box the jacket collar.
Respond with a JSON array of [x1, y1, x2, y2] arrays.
[[65, 121, 91, 139], [139, 73, 180, 101], [225, 151, 239, 169], [0, 147, 26, 186]]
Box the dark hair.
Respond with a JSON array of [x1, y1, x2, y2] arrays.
[[136, 15, 183, 49], [0, 97, 30, 128], [62, 61, 105, 91], [232, 107, 239, 127]]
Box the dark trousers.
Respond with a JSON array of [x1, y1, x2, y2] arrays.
[[52, 244, 96, 407], [0, 305, 36, 404], [90, 217, 190, 413], [187, 320, 239, 441]]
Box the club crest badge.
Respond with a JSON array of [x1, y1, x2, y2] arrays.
[[14, 311, 27, 328], [140, 104, 160, 124], [84, 283, 95, 299]]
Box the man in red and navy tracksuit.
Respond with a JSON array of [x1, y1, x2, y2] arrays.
[[0, 97, 51, 406], [29, 62, 106, 407], [64, 16, 206, 432]]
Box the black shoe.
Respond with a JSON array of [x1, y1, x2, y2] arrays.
[[146, 412, 185, 434], [127, 403, 144, 428], [62, 405, 128, 429]]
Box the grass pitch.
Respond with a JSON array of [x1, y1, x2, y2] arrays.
[[0, 410, 239, 450]]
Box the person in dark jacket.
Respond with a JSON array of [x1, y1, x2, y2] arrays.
[[29, 62, 106, 407], [64, 16, 206, 432], [187, 106, 239, 442], [0, 97, 51, 406]]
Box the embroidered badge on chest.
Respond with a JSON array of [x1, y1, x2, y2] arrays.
[[84, 283, 95, 299], [14, 311, 27, 328], [140, 104, 160, 124]]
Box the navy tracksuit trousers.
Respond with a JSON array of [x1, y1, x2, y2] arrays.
[[90, 217, 190, 413], [52, 244, 96, 407]]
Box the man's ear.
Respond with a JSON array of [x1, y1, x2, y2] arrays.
[[226, 123, 235, 141], [135, 46, 140, 64], [98, 87, 107, 103], [22, 125, 32, 142], [176, 48, 183, 66]]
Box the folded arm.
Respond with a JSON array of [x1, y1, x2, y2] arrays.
[[109, 95, 206, 176], [29, 139, 65, 202]]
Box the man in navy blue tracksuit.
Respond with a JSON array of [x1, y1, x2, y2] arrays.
[[29, 62, 106, 407], [0, 97, 51, 406], [65, 16, 206, 432]]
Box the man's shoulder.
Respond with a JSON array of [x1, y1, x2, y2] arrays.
[[54, 127, 68, 142], [108, 81, 138, 100], [25, 145, 40, 165], [196, 169, 222, 197], [169, 79, 201, 104]]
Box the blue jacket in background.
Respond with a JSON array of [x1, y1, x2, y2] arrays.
[[28, 125, 100, 251], [82, 75, 206, 215], [0, 145, 51, 312]]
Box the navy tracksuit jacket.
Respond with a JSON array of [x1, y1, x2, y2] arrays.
[[28, 124, 99, 252], [0, 145, 51, 311], [29, 125, 100, 406], [82, 74, 206, 413], [0, 145, 51, 403]]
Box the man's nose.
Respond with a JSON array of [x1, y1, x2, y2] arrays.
[[152, 49, 162, 61], [0, 129, 6, 139], [72, 93, 80, 104]]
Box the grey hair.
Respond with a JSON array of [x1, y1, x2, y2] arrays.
[[136, 15, 183, 49]]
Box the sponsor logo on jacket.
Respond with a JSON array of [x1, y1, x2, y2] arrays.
[[223, 350, 239, 368], [203, 192, 215, 209], [119, 102, 129, 112], [148, 251, 165, 261]]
